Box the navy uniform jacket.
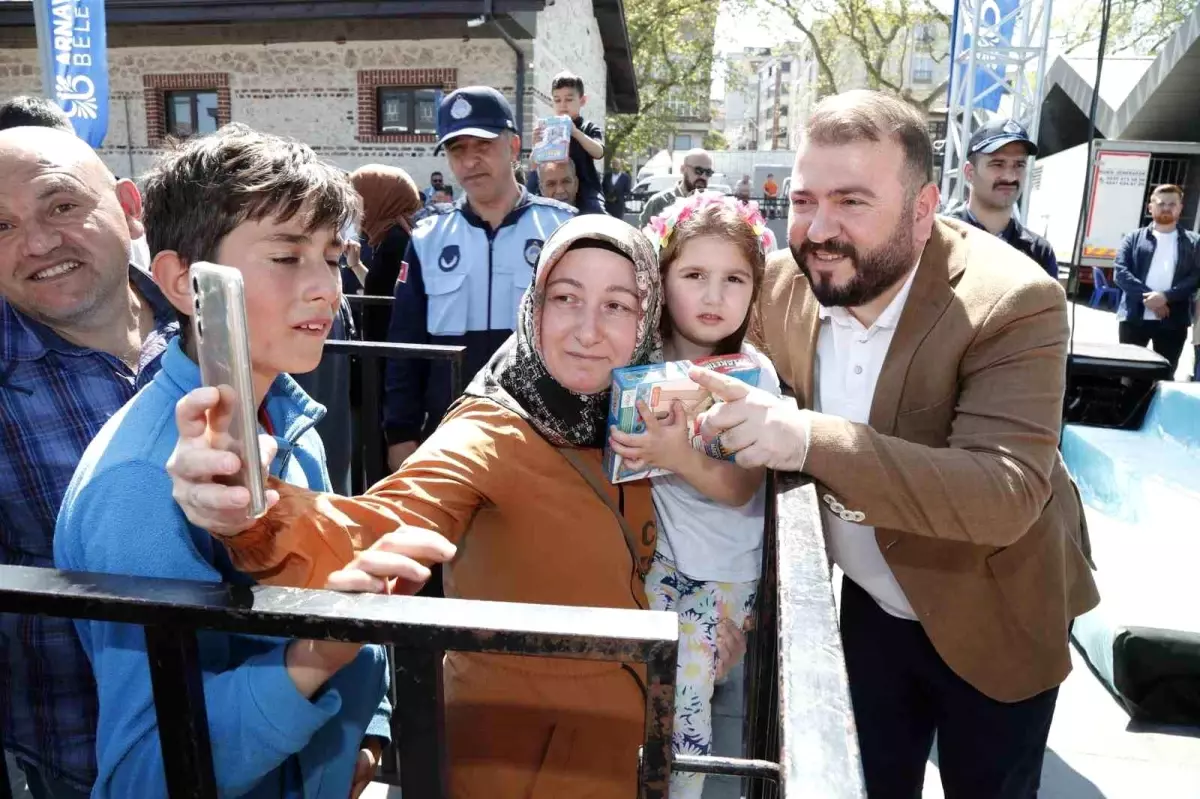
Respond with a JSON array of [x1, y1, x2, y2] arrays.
[[1112, 224, 1200, 328], [384, 190, 575, 444], [951, 207, 1060, 280]]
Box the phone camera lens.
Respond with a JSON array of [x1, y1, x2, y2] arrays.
[[196, 320, 204, 339], [192, 277, 200, 294]]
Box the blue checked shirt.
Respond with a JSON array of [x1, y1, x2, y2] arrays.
[[0, 266, 177, 789]]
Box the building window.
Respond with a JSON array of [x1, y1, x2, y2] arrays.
[[674, 134, 693, 151], [357, 69, 458, 143], [927, 119, 948, 141], [911, 55, 935, 84], [377, 87, 440, 135], [143, 74, 231, 147], [164, 90, 220, 139]]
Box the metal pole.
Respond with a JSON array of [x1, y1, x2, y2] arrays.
[[1020, 0, 1056, 224], [31, 0, 55, 99], [956, 0, 987, 209]]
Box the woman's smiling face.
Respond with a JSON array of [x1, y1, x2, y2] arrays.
[[539, 246, 641, 394]]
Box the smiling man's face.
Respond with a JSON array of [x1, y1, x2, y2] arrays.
[[0, 127, 140, 327]]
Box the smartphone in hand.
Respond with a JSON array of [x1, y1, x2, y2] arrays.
[[189, 262, 267, 518]]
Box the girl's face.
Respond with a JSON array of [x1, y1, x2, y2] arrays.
[[663, 235, 755, 354], [539, 247, 641, 394]]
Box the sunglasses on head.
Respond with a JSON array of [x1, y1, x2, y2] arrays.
[[688, 166, 715, 178]]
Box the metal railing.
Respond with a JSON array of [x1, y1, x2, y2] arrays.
[[0, 566, 679, 799], [2, 307, 866, 797]]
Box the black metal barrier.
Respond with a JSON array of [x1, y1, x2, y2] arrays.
[[0, 566, 678, 799], [3, 302, 865, 797]]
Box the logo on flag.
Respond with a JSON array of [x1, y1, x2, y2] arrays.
[[43, 0, 109, 147]]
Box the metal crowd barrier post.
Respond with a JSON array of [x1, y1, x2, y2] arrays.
[[0, 567, 678, 799]]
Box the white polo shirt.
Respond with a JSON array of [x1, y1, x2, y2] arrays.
[[814, 265, 919, 619]]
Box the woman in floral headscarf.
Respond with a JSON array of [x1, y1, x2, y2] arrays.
[[165, 214, 665, 798]]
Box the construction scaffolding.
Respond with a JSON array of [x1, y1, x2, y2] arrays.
[[939, 0, 1055, 220]]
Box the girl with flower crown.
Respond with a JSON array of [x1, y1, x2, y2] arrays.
[[609, 193, 781, 799]]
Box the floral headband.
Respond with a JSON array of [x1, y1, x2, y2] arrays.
[[643, 192, 773, 254]]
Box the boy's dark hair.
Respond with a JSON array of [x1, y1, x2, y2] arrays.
[[0, 95, 73, 132], [142, 123, 360, 263], [551, 71, 585, 96], [142, 123, 361, 336]]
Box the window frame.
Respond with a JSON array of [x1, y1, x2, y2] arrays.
[[375, 86, 441, 136], [163, 89, 220, 139]]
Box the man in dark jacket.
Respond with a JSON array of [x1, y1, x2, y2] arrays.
[[1112, 183, 1200, 374], [604, 159, 632, 219], [950, 118, 1059, 280]]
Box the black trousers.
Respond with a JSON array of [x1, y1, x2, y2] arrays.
[[840, 578, 1059, 799], [1118, 321, 1188, 373]]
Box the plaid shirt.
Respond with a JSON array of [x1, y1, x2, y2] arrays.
[[0, 267, 177, 789]]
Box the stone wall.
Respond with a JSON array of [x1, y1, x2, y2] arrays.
[[530, 0, 607, 150], [0, 21, 529, 186]]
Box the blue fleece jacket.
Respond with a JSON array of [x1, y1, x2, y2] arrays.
[[54, 339, 391, 799]]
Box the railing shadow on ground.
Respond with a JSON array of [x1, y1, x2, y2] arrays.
[[2, 326, 865, 798]]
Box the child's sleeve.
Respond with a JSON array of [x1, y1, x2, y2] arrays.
[[219, 412, 504, 588], [56, 463, 341, 797]]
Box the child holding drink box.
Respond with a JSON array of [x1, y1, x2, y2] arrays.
[[607, 194, 780, 799]]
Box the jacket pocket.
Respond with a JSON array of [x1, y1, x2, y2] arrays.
[[493, 260, 534, 331], [426, 271, 469, 336], [985, 518, 1069, 646]]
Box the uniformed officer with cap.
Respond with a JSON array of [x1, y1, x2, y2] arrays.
[[384, 86, 575, 469], [950, 118, 1059, 279]]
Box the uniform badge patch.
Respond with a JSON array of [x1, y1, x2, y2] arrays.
[[438, 245, 461, 272], [524, 238, 544, 267], [397, 261, 409, 284]]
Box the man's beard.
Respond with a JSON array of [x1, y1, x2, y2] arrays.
[[791, 205, 919, 308], [1154, 211, 1178, 226], [683, 175, 708, 194]]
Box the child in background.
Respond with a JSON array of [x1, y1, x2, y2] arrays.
[[608, 194, 780, 799], [53, 125, 447, 799], [531, 70, 607, 215]]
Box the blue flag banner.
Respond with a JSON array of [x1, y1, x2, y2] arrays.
[[948, 0, 1019, 114], [45, 0, 108, 147]]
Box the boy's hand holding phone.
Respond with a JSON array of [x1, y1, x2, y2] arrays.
[[167, 385, 280, 537]]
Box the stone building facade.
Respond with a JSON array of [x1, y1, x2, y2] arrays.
[[0, 0, 632, 187]]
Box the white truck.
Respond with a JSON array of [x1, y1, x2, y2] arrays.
[[1026, 139, 1200, 272]]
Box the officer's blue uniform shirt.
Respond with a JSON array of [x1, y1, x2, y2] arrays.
[[384, 188, 575, 444]]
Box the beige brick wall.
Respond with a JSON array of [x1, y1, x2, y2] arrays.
[[529, 0, 608, 164], [0, 10, 610, 183], [0, 26, 518, 186]]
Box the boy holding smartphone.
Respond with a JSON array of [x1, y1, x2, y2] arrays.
[[53, 124, 453, 799]]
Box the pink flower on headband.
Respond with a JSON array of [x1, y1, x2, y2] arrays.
[[643, 192, 774, 254]]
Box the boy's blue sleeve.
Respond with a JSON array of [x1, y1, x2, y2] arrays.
[[384, 241, 430, 445], [55, 463, 341, 798]]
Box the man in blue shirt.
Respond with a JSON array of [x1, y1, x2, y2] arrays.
[[0, 126, 177, 798], [384, 86, 575, 470], [950, 118, 1060, 280]]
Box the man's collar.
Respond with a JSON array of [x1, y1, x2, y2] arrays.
[[457, 185, 530, 230], [1, 264, 176, 363], [962, 207, 1021, 241]]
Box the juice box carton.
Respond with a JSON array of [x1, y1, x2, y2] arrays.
[[531, 115, 573, 164], [603, 353, 761, 484]]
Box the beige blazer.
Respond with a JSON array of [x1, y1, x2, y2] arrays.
[[752, 216, 1100, 702]]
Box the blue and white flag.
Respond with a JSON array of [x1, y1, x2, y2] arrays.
[[44, 0, 108, 147], [948, 0, 1019, 113]]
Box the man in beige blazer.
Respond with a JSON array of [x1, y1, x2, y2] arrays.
[[692, 91, 1099, 797]]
